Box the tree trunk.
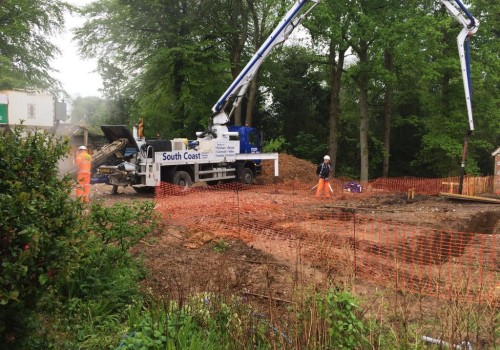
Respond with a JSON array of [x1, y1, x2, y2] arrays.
[[328, 42, 346, 178], [382, 49, 393, 178], [358, 40, 369, 182], [245, 79, 257, 126], [243, 0, 263, 127], [230, 0, 247, 126], [359, 79, 369, 182]]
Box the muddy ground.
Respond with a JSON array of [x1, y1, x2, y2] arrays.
[[90, 174, 499, 310], [85, 151, 499, 347]]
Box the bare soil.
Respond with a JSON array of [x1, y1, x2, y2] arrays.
[[89, 154, 500, 313]]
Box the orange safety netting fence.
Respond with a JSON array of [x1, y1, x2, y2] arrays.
[[368, 175, 494, 196], [154, 179, 499, 304]]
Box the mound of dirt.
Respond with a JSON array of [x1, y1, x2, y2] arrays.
[[260, 153, 318, 184]]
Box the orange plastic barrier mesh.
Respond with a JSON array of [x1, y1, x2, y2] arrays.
[[369, 176, 493, 196], [154, 180, 498, 304]]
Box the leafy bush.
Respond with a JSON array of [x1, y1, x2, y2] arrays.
[[262, 136, 288, 153], [58, 201, 156, 303], [45, 200, 159, 349], [295, 289, 368, 349], [0, 127, 83, 349], [291, 132, 327, 163], [117, 294, 270, 350], [0, 126, 159, 349]]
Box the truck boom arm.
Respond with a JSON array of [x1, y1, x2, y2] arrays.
[[211, 0, 319, 128], [440, 0, 479, 131], [203, 0, 477, 138]]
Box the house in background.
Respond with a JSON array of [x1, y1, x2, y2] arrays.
[[0, 90, 67, 132]]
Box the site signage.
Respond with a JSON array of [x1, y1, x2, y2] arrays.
[[156, 141, 238, 164], [158, 150, 209, 163], [213, 141, 237, 161]]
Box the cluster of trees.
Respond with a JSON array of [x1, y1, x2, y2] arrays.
[[1, 0, 498, 179], [0, 0, 71, 95]]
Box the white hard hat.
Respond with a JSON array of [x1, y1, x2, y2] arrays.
[[324, 155, 330, 160], [78, 146, 87, 150]]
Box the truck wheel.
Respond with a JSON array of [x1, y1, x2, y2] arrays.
[[173, 171, 192, 188], [240, 168, 254, 184]]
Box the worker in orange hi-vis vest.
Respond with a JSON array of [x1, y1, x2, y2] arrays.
[[75, 145, 92, 202], [316, 155, 332, 199]]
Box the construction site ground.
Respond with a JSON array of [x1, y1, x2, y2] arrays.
[[89, 154, 499, 343]]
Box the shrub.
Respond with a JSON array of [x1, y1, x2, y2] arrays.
[[295, 289, 368, 349], [0, 127, 83, 349], [291, 132, 327, 163], [117, 294, 270, 350], [262, 136, 288, 153], [45, 200, 159, 349]]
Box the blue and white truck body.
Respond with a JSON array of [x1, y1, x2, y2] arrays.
[[97, 0, 319, 192]]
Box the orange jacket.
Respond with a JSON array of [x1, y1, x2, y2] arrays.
[[76, 151, 92, 174]]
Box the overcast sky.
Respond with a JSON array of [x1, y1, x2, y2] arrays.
[[52, 0, 103, 99]]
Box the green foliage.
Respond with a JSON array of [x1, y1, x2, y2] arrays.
[[87, 201, 157, 255], [263, 46, 329, 139], [212, 239, 229, 253], [75, 0, 231, 139], [0, 126, 83, 349], [117, 294, 270, 350], [0, 0, 72, 90], [296, 289, 368, 349], [292, 132, 328, 164], [41, 200, 158, 349], [70, 96, 131, 135], [262, 136, 288, 153], [72, 0, 499, 178], [0, 125, 159, 348]]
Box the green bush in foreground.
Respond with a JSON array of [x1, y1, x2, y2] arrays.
[[0, 127, 83, 349], [0, 126, 158, 349], [116, 294, 271, 350], [114, 290, 372, 350], [43, 200, 158, 350], [295, 289, 368, 349]]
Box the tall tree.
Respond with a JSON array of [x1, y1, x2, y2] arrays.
[[374, 0, 420, 177], [261, 45, 329, 162], [76, 0, 282, 137], [243, 0, 288, 127], [306, 0, 351, 177], [75, 0, 230, 138], [228, 0, 248, 126], [346, 0, 382, 182], [0, 0, 71, 90]]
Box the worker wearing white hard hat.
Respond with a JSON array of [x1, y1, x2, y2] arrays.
[[315, 155, 332, 198], [75, 145, 92, 202]]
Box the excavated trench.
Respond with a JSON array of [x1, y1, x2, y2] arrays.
[[460, 210, 500, 234]]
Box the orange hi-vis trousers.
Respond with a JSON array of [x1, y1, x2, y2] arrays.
[[76, 173, 91, 202], [76, 151, 92, 202], [316, 178, 331, 198]]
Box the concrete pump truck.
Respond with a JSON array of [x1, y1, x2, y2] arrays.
[[97, 0, 478, 194], [97, 0, 320, 193]]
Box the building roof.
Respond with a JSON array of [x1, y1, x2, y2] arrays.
[[492, 147, 500, 156]]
